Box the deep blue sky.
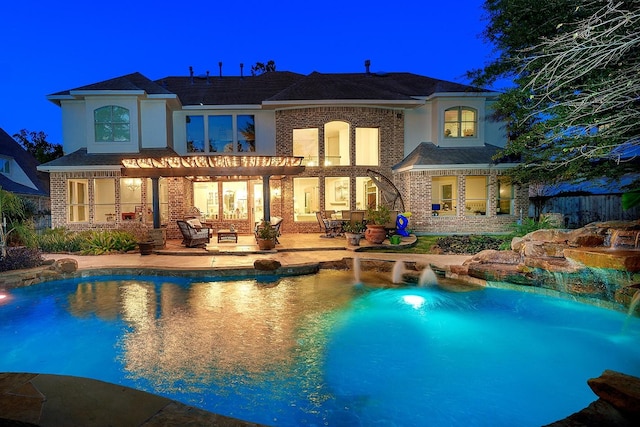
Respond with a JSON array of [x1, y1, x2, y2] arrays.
[[1, 0, 500, 146]]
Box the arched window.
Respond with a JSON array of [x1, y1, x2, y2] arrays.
[[94, 105, 130, 142], [444, 107, 476, 138]]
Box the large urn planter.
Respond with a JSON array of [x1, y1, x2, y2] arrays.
[[364, 224, 386, 244]]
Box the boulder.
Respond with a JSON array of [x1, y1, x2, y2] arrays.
[[588, 370, 640, 417], [522, 241, 568, 258], [465, 249, 521, 265], [524, 256, 584, 274], [467, 263, 534, 286], [566, 227, 607, 247], [52, 258, 78, 274], [511, 236, 524, 252], [526, 229, 572, 244], [253, 259, 281, 271]]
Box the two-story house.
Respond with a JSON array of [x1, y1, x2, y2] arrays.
[[39, 62, 524, 240]]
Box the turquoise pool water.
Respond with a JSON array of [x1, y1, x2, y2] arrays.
[[1, 270, 639, 426]]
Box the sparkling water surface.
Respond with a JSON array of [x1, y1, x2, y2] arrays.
[[1, 270, 639, 426]]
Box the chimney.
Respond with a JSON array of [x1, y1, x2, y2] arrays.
[[365, 59, 371, 74], [240, 63, 244, 78], [189, 66, 194, 84], [219, 61, 223, 77]]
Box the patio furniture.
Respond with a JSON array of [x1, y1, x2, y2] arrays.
[[315, 211, 342, 237], [176, 220, 211, 247], [217, 229, 238, 243]]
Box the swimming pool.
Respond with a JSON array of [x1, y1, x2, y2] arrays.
[[1, 269, 639, 426]]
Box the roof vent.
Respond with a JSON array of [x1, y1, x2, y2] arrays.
[[240, 63, 244, 78], [219, 62, 223, 77], [365, 59, 371, 74], [206, 70, 210, 84], [189, 66, 194, 84]]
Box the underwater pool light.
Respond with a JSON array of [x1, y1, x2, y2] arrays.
[[402, 294, 425, 309]]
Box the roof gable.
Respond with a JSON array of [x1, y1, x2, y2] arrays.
[[394, 142, 515, 170]]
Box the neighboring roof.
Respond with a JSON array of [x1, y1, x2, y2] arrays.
[[393, 142, 516, 170], [38, 148, 180, 170], [0, 128, 49, 196], [48, 69, 491, 108]]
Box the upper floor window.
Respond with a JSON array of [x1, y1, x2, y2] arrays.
[[236, 115, 256, 152], [94, 106, 130, 142], [444, 107, 476, 138], [324, 121, 350, 166], [355, 127, 379, 166], [186, 115, 205, 152], [0, 157, 10, 175], [186, 114, 255, 153], [293, 128, 319, 166]]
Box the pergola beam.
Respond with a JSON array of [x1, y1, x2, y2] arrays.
[[121, 166, 305, 178]]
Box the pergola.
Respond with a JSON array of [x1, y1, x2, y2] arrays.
[[121, 155, 305, 227]]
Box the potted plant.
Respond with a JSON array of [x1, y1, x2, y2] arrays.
[[342, 220, 366, 246], [365, 205, 391, 244], [256, 221, 277, 250]]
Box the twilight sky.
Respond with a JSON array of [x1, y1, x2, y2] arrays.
[[0, 0, 502, 146]]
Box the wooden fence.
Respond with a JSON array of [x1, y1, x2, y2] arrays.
[[531, 194, 640, 228]]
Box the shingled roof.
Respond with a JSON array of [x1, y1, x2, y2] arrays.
[[266, 71, 482, 101], [49, 72, 173, 97], [0, 128, 49, 196], [393, 142, 515, 170], [49, 69, 487, 107]]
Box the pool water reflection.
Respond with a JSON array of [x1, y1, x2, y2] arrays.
[[1, 270, 639, 426]]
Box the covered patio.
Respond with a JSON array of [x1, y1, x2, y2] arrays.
[[121, 154, 305, 239], [153, 232, 417, 255]]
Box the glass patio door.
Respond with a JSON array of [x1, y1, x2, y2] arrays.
[[252, 181, 263, 224]]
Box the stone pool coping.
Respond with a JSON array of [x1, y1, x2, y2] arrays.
[[0, 372, 266, 426]]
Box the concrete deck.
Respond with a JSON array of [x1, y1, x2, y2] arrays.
[[2, 233, 472, 427]]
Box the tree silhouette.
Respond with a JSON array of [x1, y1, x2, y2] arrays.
[[13, 129, 63, 164]]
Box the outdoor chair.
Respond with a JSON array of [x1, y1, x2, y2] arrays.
[[315, 211, 342, 237], [176, 220, 211, 248], [254, 216, 283, 244]]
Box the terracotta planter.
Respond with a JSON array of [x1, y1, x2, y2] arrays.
[[257, 238, 275, 250], [364, 224, 386, 244]]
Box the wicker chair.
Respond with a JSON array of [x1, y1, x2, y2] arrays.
[[176, 220, 211, 247]]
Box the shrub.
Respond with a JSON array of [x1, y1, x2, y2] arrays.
[[35, 228, 137, 254], [0, 247, 44, 271], [36, 228, 85, 253], [80, 230, 137, 255]]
